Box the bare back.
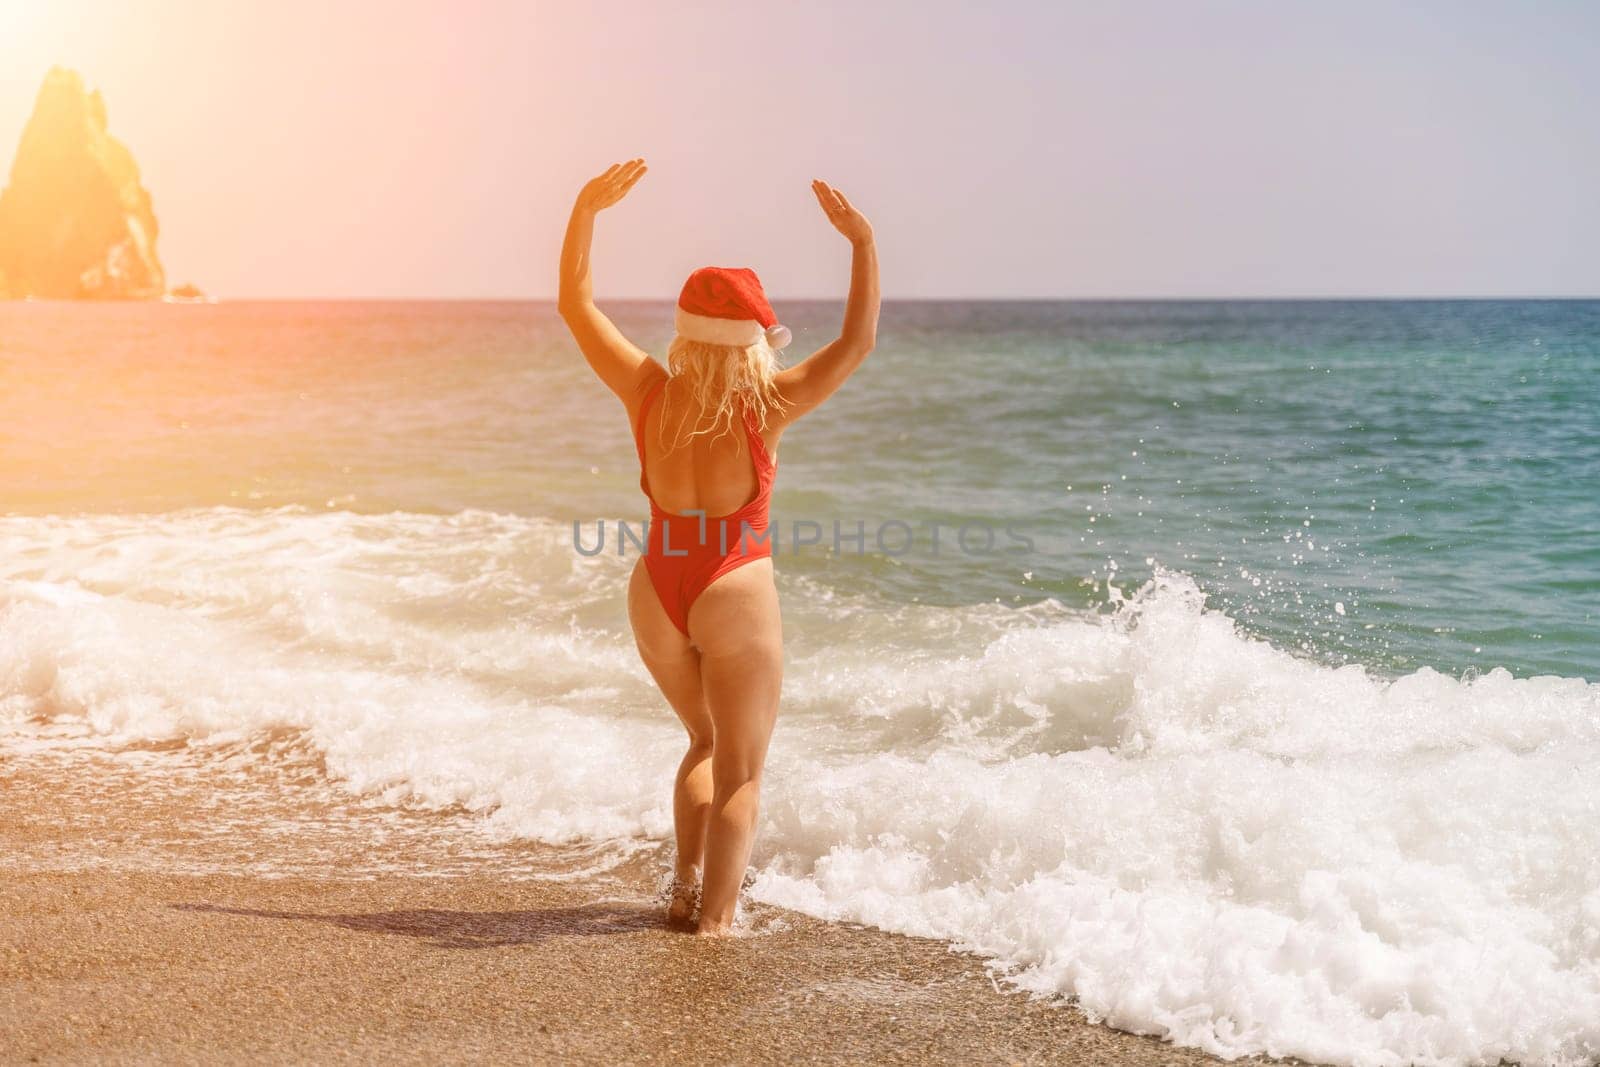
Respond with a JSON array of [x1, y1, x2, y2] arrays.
[[636, 372, 783, 517]]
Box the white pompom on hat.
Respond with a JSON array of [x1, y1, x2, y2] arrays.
[[676, 266, 791, 350]]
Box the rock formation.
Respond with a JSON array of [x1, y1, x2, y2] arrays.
[[0, 67, 165, 299]]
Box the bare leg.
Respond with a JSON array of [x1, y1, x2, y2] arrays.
[[687, 560, 783, 935], [628, 561, 714, 921]]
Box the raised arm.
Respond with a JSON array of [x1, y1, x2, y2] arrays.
[[557, 159, 657, 401], [774, 181, 879, 420]]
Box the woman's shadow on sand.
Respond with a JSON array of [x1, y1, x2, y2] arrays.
[[172, 901, 662, 949]]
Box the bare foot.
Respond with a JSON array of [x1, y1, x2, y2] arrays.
[[665, 876, 699, 930], [694, 870, 754, 935]]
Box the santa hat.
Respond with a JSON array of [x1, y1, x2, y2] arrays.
[[675, 267, 792, 350]]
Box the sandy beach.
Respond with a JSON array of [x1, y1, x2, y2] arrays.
[[4, 0, 1600, 1060], [0, 741, 1266, 1066]]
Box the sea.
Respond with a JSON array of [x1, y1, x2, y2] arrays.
[[2, 299, 1597, 1066]]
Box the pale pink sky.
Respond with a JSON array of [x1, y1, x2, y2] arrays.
[[2, 0, 1597, 299]]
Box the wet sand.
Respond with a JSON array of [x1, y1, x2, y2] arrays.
[[0, 743, 1270, 1065]]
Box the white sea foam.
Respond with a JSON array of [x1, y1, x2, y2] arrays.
[[2, 508, 1597, 1066]]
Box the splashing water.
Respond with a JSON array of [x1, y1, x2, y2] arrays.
[[3, 508, 1597, 1066]]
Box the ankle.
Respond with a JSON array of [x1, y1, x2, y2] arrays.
[[695, 916, 734, 937]]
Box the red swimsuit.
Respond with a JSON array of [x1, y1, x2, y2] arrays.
[[634, 376, 776, 636]]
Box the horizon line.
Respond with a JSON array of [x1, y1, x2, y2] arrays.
[[48, 293, 1600, 304]]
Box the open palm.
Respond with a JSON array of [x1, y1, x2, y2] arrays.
[[812, 180, 872, 244], [578, 159, 647, 212]]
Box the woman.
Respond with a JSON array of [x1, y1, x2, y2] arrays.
[[557, 159, 879, 935]]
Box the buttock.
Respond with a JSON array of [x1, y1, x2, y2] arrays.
[[644, 542, 772, 637]]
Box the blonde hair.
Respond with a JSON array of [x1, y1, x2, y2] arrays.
[[658, 334, 786, 451]]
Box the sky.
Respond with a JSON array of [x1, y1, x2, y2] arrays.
[[1, 0, 1597, 299]]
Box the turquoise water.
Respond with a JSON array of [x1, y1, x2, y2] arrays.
[[4, 298, 1594, 678], [761, 299, 1600, 680]]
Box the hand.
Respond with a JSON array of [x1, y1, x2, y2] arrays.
[[812, 180, 873, 245], [577, 159, 647, 213]]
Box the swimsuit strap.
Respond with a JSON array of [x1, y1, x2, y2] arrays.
[[634, 377, 667, 468], [740, 403, 776, 484]]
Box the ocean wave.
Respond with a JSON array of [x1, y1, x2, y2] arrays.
[[2, 507, 1597, 1066]]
